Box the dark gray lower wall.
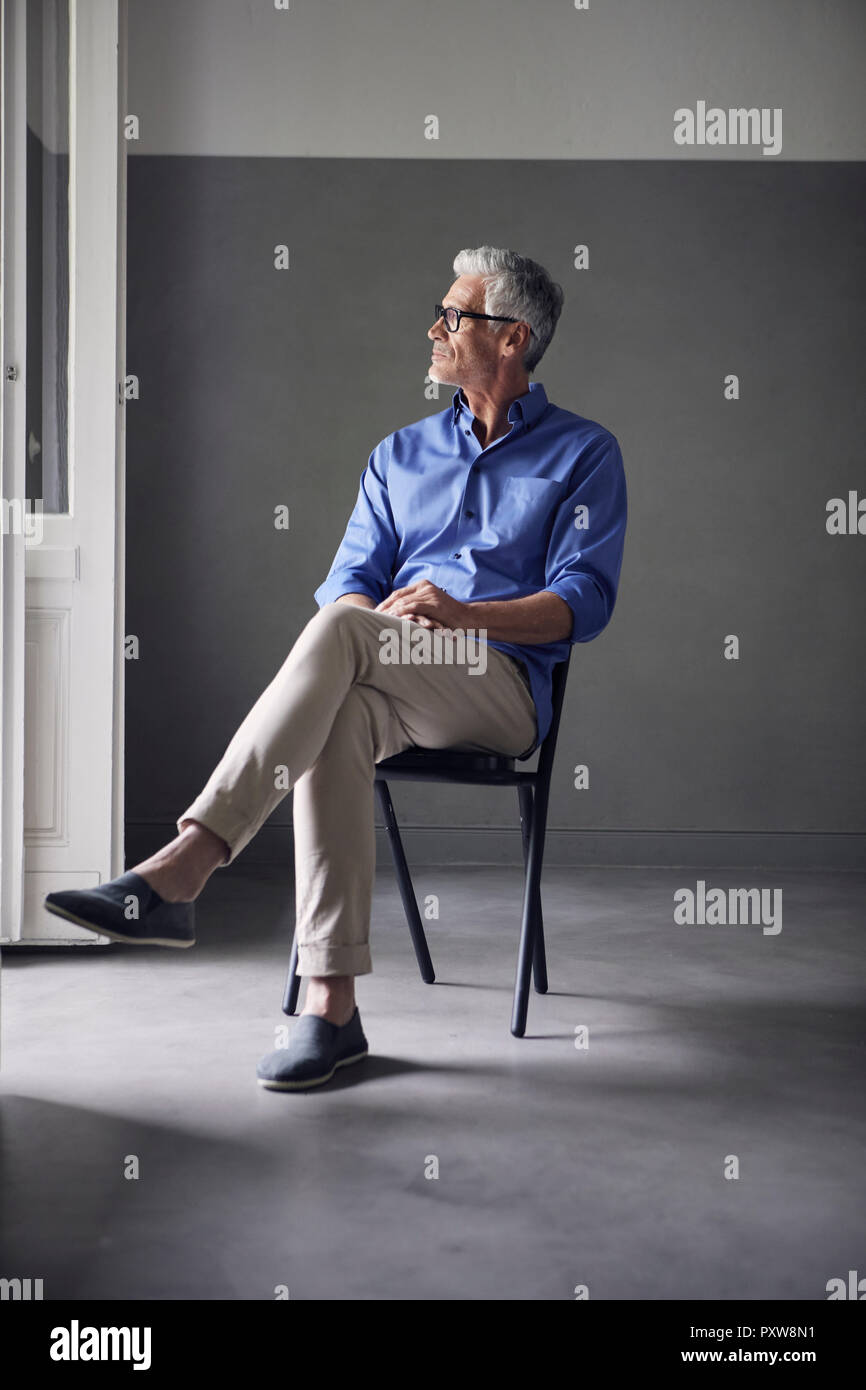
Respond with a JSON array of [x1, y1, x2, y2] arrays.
[[124, 157, 866, 868]]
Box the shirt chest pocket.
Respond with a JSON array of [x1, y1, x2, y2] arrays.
[[488, 476, 561, 545]]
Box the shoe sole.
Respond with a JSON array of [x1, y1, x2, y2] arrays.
[[42, 901, 195, 949], [256, 1048, 369, 1091]]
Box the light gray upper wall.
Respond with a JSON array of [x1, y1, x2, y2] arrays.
[[127, 0, 866, 160]]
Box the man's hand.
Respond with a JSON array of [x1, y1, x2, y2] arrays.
[[376, 580, 469, 631]]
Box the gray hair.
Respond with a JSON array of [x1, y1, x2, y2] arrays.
[[452, 246, 564, 373]]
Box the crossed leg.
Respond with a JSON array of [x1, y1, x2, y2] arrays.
[[131, 604, 537, 1022]]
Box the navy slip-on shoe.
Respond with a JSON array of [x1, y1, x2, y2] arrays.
[[256, 1007, 369, 1091], [43, 871, 195, 948]]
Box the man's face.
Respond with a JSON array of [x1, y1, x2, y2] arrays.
[[427, 275, 503, 389]]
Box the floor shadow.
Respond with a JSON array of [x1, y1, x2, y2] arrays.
[[0, 1094, 272, 1299]]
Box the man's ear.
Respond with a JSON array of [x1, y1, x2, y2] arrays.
[[505, 322, 531, 358]]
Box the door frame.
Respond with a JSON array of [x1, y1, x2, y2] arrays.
[[0, 0, 28, 943], [0, 0, 127, 945]]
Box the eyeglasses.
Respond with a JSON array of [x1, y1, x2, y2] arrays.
[[434, 303, 519, 333]]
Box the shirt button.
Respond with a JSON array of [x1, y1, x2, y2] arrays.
[[465, 510, 475, 518], [453, 552, 462, 559], [464, 429, 471, 435]]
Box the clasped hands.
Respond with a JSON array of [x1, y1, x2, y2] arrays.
[[375, 580, 470, 632]]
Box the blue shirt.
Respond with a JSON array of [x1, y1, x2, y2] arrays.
[[314, 381, 627, 750]]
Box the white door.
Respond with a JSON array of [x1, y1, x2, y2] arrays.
[[0, 0, 126, 949]]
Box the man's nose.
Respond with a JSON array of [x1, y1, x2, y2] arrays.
[[428, 312, 446, 340]]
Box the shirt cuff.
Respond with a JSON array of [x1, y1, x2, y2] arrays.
[[314, 573, 384, 608]]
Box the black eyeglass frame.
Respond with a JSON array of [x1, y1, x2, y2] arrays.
[[434, 303, 520, 333]]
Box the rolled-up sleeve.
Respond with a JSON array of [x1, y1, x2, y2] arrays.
[[544, 430, 627, 642], [314, 435, 399, 607]]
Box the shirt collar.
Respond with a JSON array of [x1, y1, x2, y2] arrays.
[[451, 381, 549, 433]]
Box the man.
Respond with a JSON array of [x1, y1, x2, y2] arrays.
[[44, 246, 627, 1092]]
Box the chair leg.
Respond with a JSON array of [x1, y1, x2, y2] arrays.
[[512, 780, 552, 1037], [282, 932, 301, 1016], [518, 785, 548, 995], [376, 780, 435, 984], [531, 897, 548, 995]]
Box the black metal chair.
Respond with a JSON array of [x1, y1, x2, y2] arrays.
[[282, 653, 571, 1037]]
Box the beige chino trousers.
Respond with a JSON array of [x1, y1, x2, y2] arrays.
[[176, 604, 538, 976]]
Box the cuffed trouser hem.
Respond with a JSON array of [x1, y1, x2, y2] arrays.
[[175, 805, 248, 866], [296, 943, 373, 977]]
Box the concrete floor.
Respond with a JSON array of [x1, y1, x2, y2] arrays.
[[1, 864, 864, 1301]]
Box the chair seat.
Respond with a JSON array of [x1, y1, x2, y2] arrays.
[[376, 746, 517, 781]]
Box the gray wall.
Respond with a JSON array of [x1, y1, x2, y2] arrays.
[[124, 2, 866, 869], [127, 0, 866, 161]]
